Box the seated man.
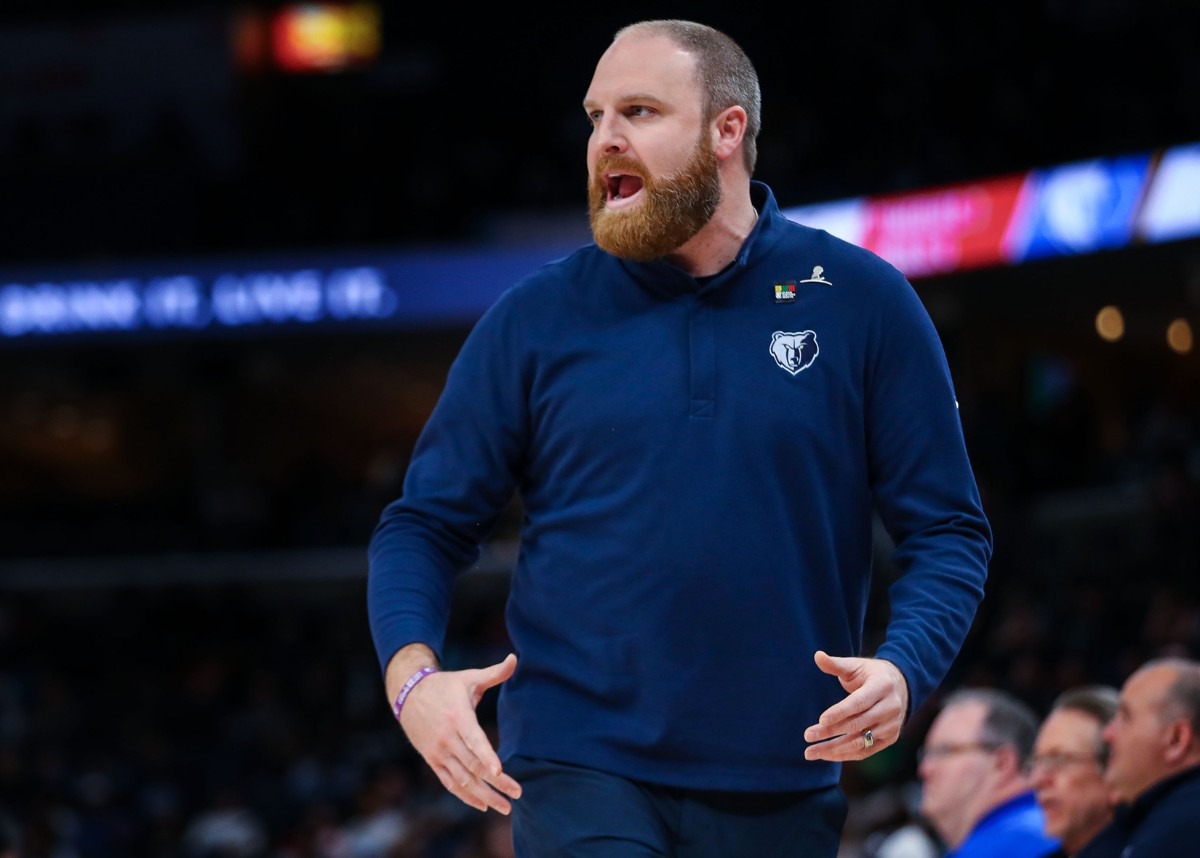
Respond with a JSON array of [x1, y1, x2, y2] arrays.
[[1097, 656, 1200, 856], [918, 688, 1059, 857], [1029, 685, 1123, 857]]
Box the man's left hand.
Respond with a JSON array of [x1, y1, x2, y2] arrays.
[[802, 650, 909, 761]]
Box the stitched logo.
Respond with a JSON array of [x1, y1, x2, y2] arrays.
[[770, 330, 819, 376], [774, 281, 797, 303]]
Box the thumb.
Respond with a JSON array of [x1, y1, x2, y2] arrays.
[[477, 652, 518, 690], [813, 649, 853, 678]]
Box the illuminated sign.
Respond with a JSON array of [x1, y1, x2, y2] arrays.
[[863, 175, 1025, 278], [0, 246, 577, 342], [783, 141, 1200, 279], [5, 142, 1200, 344], [1137, 143, 1200, 243], [1004, 153, 1151, 261]]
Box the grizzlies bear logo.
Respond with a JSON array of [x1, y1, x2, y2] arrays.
[[770, 330, 819, 376]]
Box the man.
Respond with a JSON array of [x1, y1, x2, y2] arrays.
[[918, 688, 1058, 857], [1094, 656, 1200, 856], [367, 19, 992, 857], [1029, 686, 1123, 857]]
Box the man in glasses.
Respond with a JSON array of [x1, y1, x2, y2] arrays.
[[1029, 685, 1123, 857], [917, 688, 1058, 856], [1094, 656, 1200, 856]]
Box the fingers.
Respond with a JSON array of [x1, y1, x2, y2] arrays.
[[803, 711, 895, 761], [803, 692, 895, 760], [804, 653, 907, 761], [399, 659, 523, 814], [427, 725, 523, 813]]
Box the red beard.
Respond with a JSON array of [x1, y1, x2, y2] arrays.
[[588, 132, 722, 261]]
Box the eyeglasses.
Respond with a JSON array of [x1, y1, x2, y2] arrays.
[[1025, 752, 1101, 774], [917, 742, 1003, 764]]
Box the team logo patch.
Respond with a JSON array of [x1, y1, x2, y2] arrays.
[[774, 281, 797, 303], [770, 330, 819, 375]]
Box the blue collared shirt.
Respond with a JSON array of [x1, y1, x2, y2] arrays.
[[948, 790, 1059, 858]]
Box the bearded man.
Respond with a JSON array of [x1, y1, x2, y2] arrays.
[[367, 18, 992, 857]]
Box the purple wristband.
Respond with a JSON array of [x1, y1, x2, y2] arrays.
[[392, 666, 438, 722]]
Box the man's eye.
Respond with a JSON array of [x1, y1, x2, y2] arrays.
[[629, 106, 653, 118]]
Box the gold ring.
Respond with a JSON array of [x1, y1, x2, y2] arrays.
[[863, 729, 875, 749]]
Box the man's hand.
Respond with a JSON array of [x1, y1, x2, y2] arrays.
[[803, 650, 909, 761], [396, 653, 522, 813]]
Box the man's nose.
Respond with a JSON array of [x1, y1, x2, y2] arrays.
[[593, 114, 628, 154]]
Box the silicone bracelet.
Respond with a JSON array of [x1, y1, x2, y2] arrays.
[[392, 666, 439, 722]]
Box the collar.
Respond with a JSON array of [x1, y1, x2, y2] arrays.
[[613, 180, 779, 297], [1114, 763, 1200, 829]]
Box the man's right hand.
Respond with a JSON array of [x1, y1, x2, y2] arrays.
[[391, 651, 522, 814]]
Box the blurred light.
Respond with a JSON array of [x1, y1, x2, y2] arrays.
[[271, 3, 381, 73], [1095, 305, 1125, 342], [1166, 318, 1194, 354]]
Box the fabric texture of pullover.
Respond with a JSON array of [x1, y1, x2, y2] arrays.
[[368, 181, 992, 791]]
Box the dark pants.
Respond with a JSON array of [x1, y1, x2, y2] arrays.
[[507, 756, 847, 858]]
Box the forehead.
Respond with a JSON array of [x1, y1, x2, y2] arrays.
[[585, 33, 701, 107], [928, 699, 987, 741], [1036, 708, 1101, 750]]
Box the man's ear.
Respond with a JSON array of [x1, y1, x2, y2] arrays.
[[711, 105, 747, 163], [994, 743, 1023, 778], [1164, 717, 1195, 764]]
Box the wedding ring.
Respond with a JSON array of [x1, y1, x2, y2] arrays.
[[862, 729, 875, 750]]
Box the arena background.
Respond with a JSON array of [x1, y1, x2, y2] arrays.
[[1, 1, 1198, 856]]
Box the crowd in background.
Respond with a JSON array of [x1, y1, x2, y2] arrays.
[[0, 566, 1195, 858]]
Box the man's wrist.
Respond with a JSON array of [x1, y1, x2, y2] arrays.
[[392, 666, 439, 722]]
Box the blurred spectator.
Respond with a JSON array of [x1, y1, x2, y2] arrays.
[[1097, 657, 1200, 855], [181, 784, 267, 858], [1029, 685, 1121, 857], [337, 764, 417, 858], [917, 688, 1057, 856]]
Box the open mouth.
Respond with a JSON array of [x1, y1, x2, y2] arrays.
[[605, 172, 645, 205]]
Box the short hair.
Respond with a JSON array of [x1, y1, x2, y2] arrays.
[[614, 20, 762, 174], [943, 687, 1041, 765], [1050, 685, 1120, 765]]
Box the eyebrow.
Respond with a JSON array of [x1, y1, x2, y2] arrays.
[[582, 92, 666, 111]]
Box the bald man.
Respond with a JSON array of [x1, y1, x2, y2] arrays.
[[1093, 657, 1200, 857]]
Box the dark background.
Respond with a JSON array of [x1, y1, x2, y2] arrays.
[[1, 2, 1199, 856]]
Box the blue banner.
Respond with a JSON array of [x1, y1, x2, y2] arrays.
[[0, 243, 582, 342]]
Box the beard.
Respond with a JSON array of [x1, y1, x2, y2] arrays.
[[588, 132, 722, 261]]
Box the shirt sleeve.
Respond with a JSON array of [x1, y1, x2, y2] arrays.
[[863, 269, 993, 714], [366, 288, 530, 673]]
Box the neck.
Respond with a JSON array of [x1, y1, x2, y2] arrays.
[[1062, 808, 1114, 856], [665, 190, 758, 277], [946, 782, 1030, 848]]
